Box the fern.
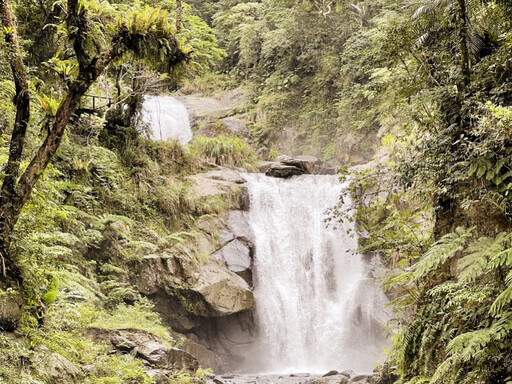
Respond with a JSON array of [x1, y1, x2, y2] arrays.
[[458, 233, 508, 283], [412, 227, 473, 281], [490, 284, 512, 316]]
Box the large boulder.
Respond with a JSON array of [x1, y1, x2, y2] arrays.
[[212, 239, 253, 285], [192, 262, 253, 317], [84, 328, 199, 373], [265, 164, 305, 178], [137, 252, 253, 322], [188, 170, 247, 210], [278, 154, 321, 174], [263, 155, 325, 178], [30, 346, 82, 383]]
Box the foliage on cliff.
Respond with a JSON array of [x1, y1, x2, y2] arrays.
[[0, 0, 226, 381], [328, 1, 512, 383], [184, 0, 384, 162]]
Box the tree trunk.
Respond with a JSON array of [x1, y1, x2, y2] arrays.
[[0, 0, 31, 279], [0, 0, 119, 280], [176, 0, 182, 31], [457, 0, 470, 90]]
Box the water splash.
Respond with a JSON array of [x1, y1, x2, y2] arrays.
[[141, 95, 193, 144], [242, 174, 389, 374]]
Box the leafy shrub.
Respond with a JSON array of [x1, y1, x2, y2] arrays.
[[189, 135, 258, 169]]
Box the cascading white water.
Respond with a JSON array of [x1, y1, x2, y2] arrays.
[[141, 95, 193, 144], [242, 174, 389, 374]]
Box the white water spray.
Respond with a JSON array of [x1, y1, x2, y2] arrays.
[[242, 174, 388, 374], [141, 95, 193, 144]]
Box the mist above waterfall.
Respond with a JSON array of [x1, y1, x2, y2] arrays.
[[239, 174, 389, 374], [141, 95, 193, 144]]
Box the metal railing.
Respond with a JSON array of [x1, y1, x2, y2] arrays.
[[82, 94, 113, 111]]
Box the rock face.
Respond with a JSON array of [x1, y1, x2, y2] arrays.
[[176, 89, 251, 139], [192, 262, 254, 317], [132, 167, 256, 372], [137, 250, 254, 324], [187, 169, 249, 211], [0, 292, 23, 331], [212, 238, 253, 285], [85, 328, 200, 379], [30, 346, 82, 383]]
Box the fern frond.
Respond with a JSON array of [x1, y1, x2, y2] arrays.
[[458, 233, 507, 283], [490, 284, 512, 316], [412, 227, 473, 281]]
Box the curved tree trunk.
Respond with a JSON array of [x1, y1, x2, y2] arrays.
[[0, 0, 31, 280]]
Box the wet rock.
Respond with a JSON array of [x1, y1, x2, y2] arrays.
[[264, 155, 325, 177], [265, 164, 305, 178], [306, 376, 348, 384], [375, 364, 398, 384], [207, 170, 246, 184], [226, 211, 253, 243], [322, 370, 339, 377], [0, 292, 22, 331], [192, 262, 253, 316], [350, 374, 379, 384], [278, 154, 321, 174], [188, 171, 246, 210], [290, 373, 310, 377], [258, 161, 279, 173], [341, 370, 355, 378], [30, 346, 82, 383], [316, 166, 337, 175], [212, 239, 252, 284], [214, 379, 225, 384]]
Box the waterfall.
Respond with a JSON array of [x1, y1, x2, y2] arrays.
[[140, 95, 193, 144], [242, 174, 389, 374]]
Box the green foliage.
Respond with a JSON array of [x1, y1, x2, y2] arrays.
[[209, 0, 378, 159], [189, 135, 258, 169], [90, 301, 173, 342]]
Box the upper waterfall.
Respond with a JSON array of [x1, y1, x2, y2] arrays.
[[241, 174, 389, 374], [141, 95, 193, 144]]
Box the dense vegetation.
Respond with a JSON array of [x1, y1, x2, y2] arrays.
[[320, 1, 512, 383], [2, 0, 512, 383], [0, 0, 238, 382]]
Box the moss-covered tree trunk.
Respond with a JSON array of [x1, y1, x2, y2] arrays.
[[0, 0, 118, 281], [0, 0, 31, 280]]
